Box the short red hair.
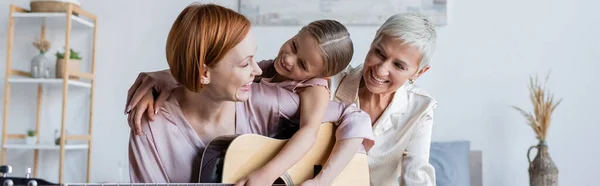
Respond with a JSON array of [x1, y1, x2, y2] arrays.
[[165, 3, 251, 92]]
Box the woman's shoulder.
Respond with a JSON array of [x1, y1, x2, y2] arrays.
[[403, 84, 438, 112], [343, 63, 364, 76], [329, 64, 363, 94], [138, 95, 181, 135], [331, 63, 363, 79], [405, 84, 435, 100]]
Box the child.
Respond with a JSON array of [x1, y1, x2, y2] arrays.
[[236, 19, 363, 186]]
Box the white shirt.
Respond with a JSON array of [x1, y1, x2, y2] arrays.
[[329, 64, 437, 186]]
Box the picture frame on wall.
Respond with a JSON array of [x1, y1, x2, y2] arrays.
[[237, 0, 447, 26]]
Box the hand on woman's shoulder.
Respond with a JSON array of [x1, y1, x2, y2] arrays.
[[136, 96, 180, 136]]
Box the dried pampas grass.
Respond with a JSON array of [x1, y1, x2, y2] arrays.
[[512, 72, 562, 142], [33, 38, 51, 54]]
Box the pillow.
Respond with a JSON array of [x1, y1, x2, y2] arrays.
[[429, 140, 471, 186]]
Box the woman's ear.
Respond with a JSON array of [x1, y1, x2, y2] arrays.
[[410, 65, 431, 82], [201, 64, 210, 84]]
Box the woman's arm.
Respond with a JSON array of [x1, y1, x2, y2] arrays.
[[399, 110, 436, 186]]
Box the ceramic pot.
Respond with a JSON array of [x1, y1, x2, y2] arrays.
[[25, 136, 37, 145], [55, 58, 80, 79]]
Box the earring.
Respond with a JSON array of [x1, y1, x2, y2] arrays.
[[409, 79, 415, 84], [201, 78, 210, 84]]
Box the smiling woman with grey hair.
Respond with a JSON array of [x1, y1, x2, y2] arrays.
[[124, 13, 438, 186], [328, 13, 438, 185]]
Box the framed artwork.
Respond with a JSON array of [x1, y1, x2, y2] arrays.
[[237, 0, 447, 26]]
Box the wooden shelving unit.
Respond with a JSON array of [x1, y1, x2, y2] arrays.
[[1, 4, 97, 183]]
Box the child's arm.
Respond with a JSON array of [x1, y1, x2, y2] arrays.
[[239, 85, 330, 185], [301, 138, 363, 185], [236, 79, 374, 186], [307, 138, 363, 185]]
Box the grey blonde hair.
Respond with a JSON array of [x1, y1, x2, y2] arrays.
[[300, 19, 354, 77], [374, 13, 437, 71]]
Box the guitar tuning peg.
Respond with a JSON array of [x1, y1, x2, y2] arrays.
[[27, 180, 37, 186], [3, 179, 13, 186], [24, 167, 38, 186], [0, 165, 12, 177], [25, 167, 32, 178]]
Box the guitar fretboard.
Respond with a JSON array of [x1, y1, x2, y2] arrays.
[[59, 184, 288, 186]]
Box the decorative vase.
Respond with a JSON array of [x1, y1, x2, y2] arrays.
[[31, 53, 50, 78], [528, 141, 558, 186], [25, 136, 37, 145]]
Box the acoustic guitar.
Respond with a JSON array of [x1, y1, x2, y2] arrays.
[[0, 123, 369, 186], [198, 122, 370, 186]]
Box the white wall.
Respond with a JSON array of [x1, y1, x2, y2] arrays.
[[1, 0, 598, 185]]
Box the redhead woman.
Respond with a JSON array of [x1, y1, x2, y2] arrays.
[[126, 3, 374, 186], [126, 13, 438, 186]]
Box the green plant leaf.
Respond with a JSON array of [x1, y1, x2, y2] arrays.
[[27, 130, 36, 137]]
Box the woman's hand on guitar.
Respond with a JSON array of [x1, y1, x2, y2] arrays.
[[125, 70, 177, 135]]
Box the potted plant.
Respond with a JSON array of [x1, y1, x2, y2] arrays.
[[26, 130, 37, 145], [512, 72, 561, 186], [55, 48, 82, 79]]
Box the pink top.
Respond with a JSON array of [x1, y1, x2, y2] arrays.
[[128, 64, 375, 183]]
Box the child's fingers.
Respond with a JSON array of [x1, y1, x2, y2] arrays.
[[154, 89, 171, 114], [147, 102, 155, 121], [134, 103, 148, 135], [125, 74, 145, 114]]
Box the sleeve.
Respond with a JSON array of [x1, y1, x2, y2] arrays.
[[287, 78, 330, 94], [128, 118, 169, 183], [277, 88, 374, 152], [399, 109, 436, 186]]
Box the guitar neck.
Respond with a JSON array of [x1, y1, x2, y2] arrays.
[[58, 184, 288, 186]]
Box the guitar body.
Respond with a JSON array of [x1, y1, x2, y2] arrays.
[[199, 123, 370, 186]]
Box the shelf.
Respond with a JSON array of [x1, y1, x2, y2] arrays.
[[12, 12, 94, 28], [4, 4, 96, 183], [8, 77, 91, 88], [3, 144, 88, 150]]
